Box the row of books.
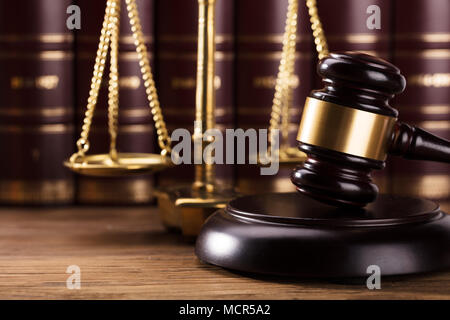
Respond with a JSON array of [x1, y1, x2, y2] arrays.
[[0, 0, 448, 206]]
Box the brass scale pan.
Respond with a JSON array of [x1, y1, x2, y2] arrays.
[[65, 0, 173, 177], [64, 153, 172, 177]]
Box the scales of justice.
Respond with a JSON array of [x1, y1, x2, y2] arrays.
[[66, 0, 450, 278]]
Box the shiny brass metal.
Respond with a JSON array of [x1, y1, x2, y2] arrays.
[[306, 0, 329, 59], [297, 97, 397, 161], [64, 153, 172, 177], [65, 0, 172, 176], [156, 0, 238, 237], [156, 185, 237, 237], [193, 0, 217, 193]]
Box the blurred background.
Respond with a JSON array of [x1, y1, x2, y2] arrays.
[[0, 0, 448, 210]]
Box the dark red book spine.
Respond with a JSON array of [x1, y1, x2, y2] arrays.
[[0, 0, 75, 204], [155, 0, 234, 188], [388, 0, 450, 206], [75, 0, 156, 204], [317, 0, 393, 59], [235, 0, 314, 194]]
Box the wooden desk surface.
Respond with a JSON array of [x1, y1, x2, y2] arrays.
[[0, 206, 448, 300]]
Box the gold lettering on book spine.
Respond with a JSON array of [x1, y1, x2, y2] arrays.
[[77, 178, 154, 204], [171, 76, 221, 90], [119, 76, 141, 89], [0, 51, 73, 60], [408, 73, 450, 87], [0, 33, 73, 43], [0, 180, 74, 204], [10, 75, 60, 90], [0, 107, 72, 117], [253, 75, 299, 89]]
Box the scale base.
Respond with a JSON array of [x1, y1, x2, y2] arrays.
[[156, 185, 239, 237], [195, 193, 450, 278]]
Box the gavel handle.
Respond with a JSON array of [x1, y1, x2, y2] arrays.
[[389, 122, 450, 163]]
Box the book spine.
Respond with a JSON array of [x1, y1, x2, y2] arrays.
[[235, 0, 313, 194], [0, 0, 75, 204], [388, 0, 450, 202], [317, 0, 393, 59], [75, 0, 156, 204], [155, 0, 234, 188]]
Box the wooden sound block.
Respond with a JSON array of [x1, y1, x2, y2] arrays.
[[195, 193, 450, 278]]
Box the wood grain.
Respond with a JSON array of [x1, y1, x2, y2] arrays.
[[0, 206, 448, 299]]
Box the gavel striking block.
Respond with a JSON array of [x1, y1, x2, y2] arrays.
[[195, 52, 450, 279], [291, 52, 450, 207]]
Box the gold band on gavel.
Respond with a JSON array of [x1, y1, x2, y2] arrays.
[[297, 97, 397, 161]]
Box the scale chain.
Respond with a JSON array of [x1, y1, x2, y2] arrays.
[[306, 0, 329, 59], [269, 0, 298, 146], [70, 0, 117, 162], [108, 0, 121, 161], [71, 0, 171, 165], [268, 0, 328, 158], [125, 0, 172, 156], [281, 0, 298, 151]]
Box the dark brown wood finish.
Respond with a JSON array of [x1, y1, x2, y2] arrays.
[[196, 193, 450, 278], [390, 122, 450, 163], [0, 205, 449, 299], [292, 52, 450, 207]]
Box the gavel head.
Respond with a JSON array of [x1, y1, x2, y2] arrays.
[[291, 52, 406, 207]]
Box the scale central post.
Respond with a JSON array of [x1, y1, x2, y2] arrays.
[[156, 0, 238, 238], [193, 0, 216, 193]]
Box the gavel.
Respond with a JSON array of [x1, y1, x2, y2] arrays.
[[291, 52, 450, 208]]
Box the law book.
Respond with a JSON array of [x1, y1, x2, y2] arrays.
[[317, 0, 393, 59], [235, 0, 314, 194], [388, 0, 450, 203], [155, 0, 234, 188], [74, 0, 156, 204], [0, 0, 75, 204]]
